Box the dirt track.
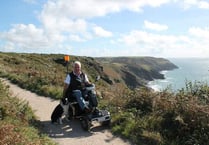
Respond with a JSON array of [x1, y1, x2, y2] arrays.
[[1, 78, 131, 145]]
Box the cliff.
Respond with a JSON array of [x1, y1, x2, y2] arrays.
[[95, 57, 178, 88], [0, 52, 178, 90]]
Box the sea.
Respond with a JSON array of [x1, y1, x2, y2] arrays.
[[148, 58, 209, 92]]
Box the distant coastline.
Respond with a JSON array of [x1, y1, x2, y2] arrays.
[[147, 58, 209, 91], [96, 56, 178, 89], [147, 68, 178, 91]]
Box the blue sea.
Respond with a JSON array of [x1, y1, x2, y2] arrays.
[[148, 58, 209, 92]]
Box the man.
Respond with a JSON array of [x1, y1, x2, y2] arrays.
[[63, 61, 97, 113]]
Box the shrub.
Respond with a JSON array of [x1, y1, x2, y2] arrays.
[[0, 80, 56, 145], [157, 81, 209, 145]]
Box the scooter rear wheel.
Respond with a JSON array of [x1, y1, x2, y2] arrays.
[[80, 117, 90, 131]]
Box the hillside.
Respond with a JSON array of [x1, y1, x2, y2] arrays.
[[0, 52, 177, 91], [95, 57, 178, 88], [0, 52, 208, 145], [0, 52, 105, 99]]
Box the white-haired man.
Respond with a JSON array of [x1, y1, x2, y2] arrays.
[[63, 61, 98, 113]]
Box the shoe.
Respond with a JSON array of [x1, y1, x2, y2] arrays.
[[84, 107, 91, 113], [92, 108, 102, 117], [93, 108, 100, 115]]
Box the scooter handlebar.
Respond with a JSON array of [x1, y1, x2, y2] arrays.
[[85, 84, 95, 91]]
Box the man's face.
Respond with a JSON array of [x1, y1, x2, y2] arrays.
[[74, 63, 81, 74]]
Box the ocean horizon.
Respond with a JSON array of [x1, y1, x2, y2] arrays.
[[148, 58, 209, 92]]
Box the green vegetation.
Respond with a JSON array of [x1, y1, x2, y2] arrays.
[[0, 52, 208, 145], [108, 82, 209, 145], [0, 80, 56, 145], [0, 52, 107, 99]]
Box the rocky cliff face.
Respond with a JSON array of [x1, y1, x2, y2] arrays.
[[95, 57, 178, 89]]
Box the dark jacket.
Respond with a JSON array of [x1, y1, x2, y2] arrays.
[[66, 71, 86, 97]]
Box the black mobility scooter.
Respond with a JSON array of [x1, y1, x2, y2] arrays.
[[67, 84, 111, 131]]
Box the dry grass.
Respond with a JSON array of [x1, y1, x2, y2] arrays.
[[0, 80, 56, 145]]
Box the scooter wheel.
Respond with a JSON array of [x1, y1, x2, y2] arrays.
[[80, 117, 90, 131]]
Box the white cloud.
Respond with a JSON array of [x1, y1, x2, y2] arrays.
[[180, 0, 209, 9], [199, 1, 209, 8], [1, 24, 55, 49], [69, 34, 86, 42], [120, 30, 181, 46], [1, 0, 209, 57], [144, 20, 168, 31], [93, 26, 113, 37], [39, 0, 171, 35], [1, 42, 15, 52], [189, 27, 209, 39], [118, 28, 209, 58], [40, 0, 170, 19], [188, 27, 209, 57], [40, 11, 88, 34]]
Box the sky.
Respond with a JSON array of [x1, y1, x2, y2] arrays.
[[0, 0, 209, 58]]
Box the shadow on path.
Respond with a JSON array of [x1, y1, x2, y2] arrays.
[[40, 119, 110, 139]]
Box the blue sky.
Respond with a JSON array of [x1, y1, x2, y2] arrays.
[[1, 0, 209, 58]]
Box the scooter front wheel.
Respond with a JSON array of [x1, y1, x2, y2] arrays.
[[101, 120, 111, 126]]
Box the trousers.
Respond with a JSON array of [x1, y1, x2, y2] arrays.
[[72, 90, 98, 110]]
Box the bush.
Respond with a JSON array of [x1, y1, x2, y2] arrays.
[[157, 81, 209, 145], [0, 80, 56, 145]]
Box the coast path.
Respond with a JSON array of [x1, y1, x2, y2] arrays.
[[1, 78, 130, 145]]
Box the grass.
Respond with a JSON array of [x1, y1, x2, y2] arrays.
[[0, 80, 56, 145], [0, 52, 208, 145], [109, 83, 209, 145]]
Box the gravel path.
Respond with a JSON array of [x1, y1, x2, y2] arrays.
[[1, 78, 131, 145]]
